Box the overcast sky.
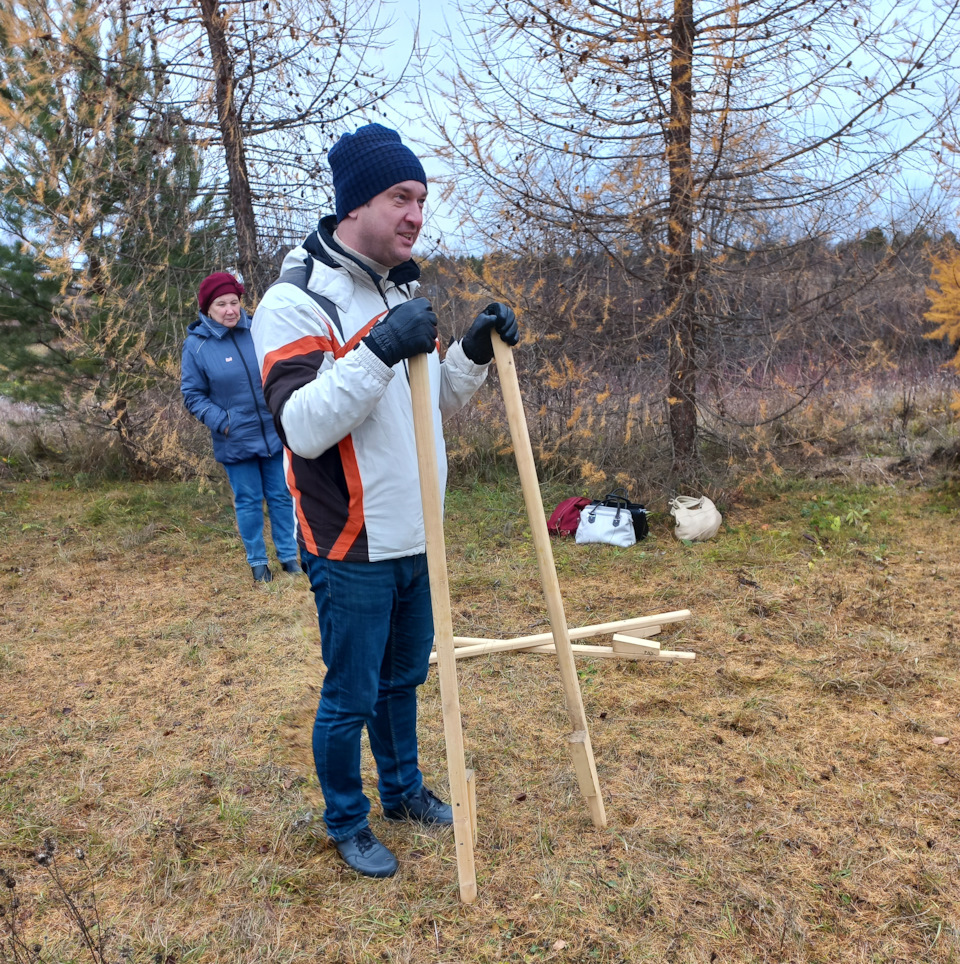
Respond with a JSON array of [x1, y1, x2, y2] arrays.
[[365, 0, 467, 251]]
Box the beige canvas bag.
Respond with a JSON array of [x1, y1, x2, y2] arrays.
[[669, 495, 722, 541]]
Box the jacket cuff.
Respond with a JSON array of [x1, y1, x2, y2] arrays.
[[354, 340, 397, 382], [448, 338, 490, 373]]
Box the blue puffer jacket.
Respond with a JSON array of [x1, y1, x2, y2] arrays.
[[180, 309, 283, 464]]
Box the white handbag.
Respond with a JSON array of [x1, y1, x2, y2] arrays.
[[575, 502, 637, 548], [669, 495, 722, 541]]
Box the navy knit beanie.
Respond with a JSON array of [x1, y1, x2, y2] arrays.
[[329, 124, 427, 222]]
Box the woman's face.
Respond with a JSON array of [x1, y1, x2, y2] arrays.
[[208, 294, 242, 328]]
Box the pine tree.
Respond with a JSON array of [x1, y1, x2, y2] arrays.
[[0, 235, 62, 405], [0, 0, 231, 461]]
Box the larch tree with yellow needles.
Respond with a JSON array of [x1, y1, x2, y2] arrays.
[[925, 252, 960, 368], [924, 246, 960, 415]]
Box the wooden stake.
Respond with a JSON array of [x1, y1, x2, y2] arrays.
[[612, 633, 695, 661], [492, 334, 606, 829], [610, 636, 662, 655], [408, 353, 477, 903]]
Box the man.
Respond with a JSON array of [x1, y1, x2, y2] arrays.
[[251, 123, 519, 878]]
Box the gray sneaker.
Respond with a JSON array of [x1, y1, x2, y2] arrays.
[[334, 828, 398, 878], [383, 785, 453, 825]]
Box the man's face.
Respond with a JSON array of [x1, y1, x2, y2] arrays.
[[341, 180, 426, 267]]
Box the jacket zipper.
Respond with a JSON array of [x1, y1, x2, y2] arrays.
[[231, 329, 272, 451]]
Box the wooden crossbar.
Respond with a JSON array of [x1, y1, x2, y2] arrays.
[[436, 611, 691, 662], [431, 612, 696, 664]]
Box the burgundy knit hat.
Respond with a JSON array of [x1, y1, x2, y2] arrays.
[[197, 272, 244, 314]]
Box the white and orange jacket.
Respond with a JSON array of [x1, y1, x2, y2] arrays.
[[251, 218, 488, 563]]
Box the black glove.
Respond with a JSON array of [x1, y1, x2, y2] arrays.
[[460, 302, 519, 365], [363, 297, 438, 368]]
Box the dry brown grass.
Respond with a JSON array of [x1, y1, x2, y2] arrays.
[[1, 473, 958, 963]]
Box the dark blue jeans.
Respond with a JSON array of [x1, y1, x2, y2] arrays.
[[302, 551, 434, 841], [223, 453, 299, 567]]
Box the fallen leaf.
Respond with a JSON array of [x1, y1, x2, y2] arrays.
[[552, 940, 568, 951], [932, 736, 950, 745]]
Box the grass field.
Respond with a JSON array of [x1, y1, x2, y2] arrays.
[[1, 469, 958, 963]]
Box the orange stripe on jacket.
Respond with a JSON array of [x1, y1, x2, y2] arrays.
[[261, 334, 336, 383], [326, 434, 365, 561], [284, 448, 319, 556], [334, 313, 385, 358]]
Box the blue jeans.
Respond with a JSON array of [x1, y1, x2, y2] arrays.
[[223, 454, 299, 567], [302, 551, 435, 841]]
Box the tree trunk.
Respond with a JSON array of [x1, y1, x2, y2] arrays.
[[198, 0, 271, 301], [665, 0, 699, 482]]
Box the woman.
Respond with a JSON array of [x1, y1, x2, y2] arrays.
[[180, 272, 302, 583]]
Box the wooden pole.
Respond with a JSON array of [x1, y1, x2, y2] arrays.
[[524, 643, 695, 661], [492, 333, 606, 829], [408, 353, 477, 903], [433, 641, 658, 661]]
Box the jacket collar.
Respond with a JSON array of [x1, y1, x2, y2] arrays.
[[305, 215, 421, 291], [188, 308, 251, 339]]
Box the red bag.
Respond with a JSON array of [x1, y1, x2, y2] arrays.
[[547, 497, 590, 536]]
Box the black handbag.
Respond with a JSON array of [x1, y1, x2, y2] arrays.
[[595, 488, 649, 540]]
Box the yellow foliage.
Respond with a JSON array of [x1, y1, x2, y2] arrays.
[[924, 250, 960, 371]]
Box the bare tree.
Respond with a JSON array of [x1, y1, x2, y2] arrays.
[[129, 0, 410, 299], [428, 0, 960, 482]]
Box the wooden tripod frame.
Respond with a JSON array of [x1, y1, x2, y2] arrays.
[[408, 335, 607, 903]]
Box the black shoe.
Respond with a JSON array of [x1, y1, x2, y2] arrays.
[[383, 785, 453, 826], [251, 564, 273, 583], [280, 559, 304, 575], [334, 827, 399, 878]]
